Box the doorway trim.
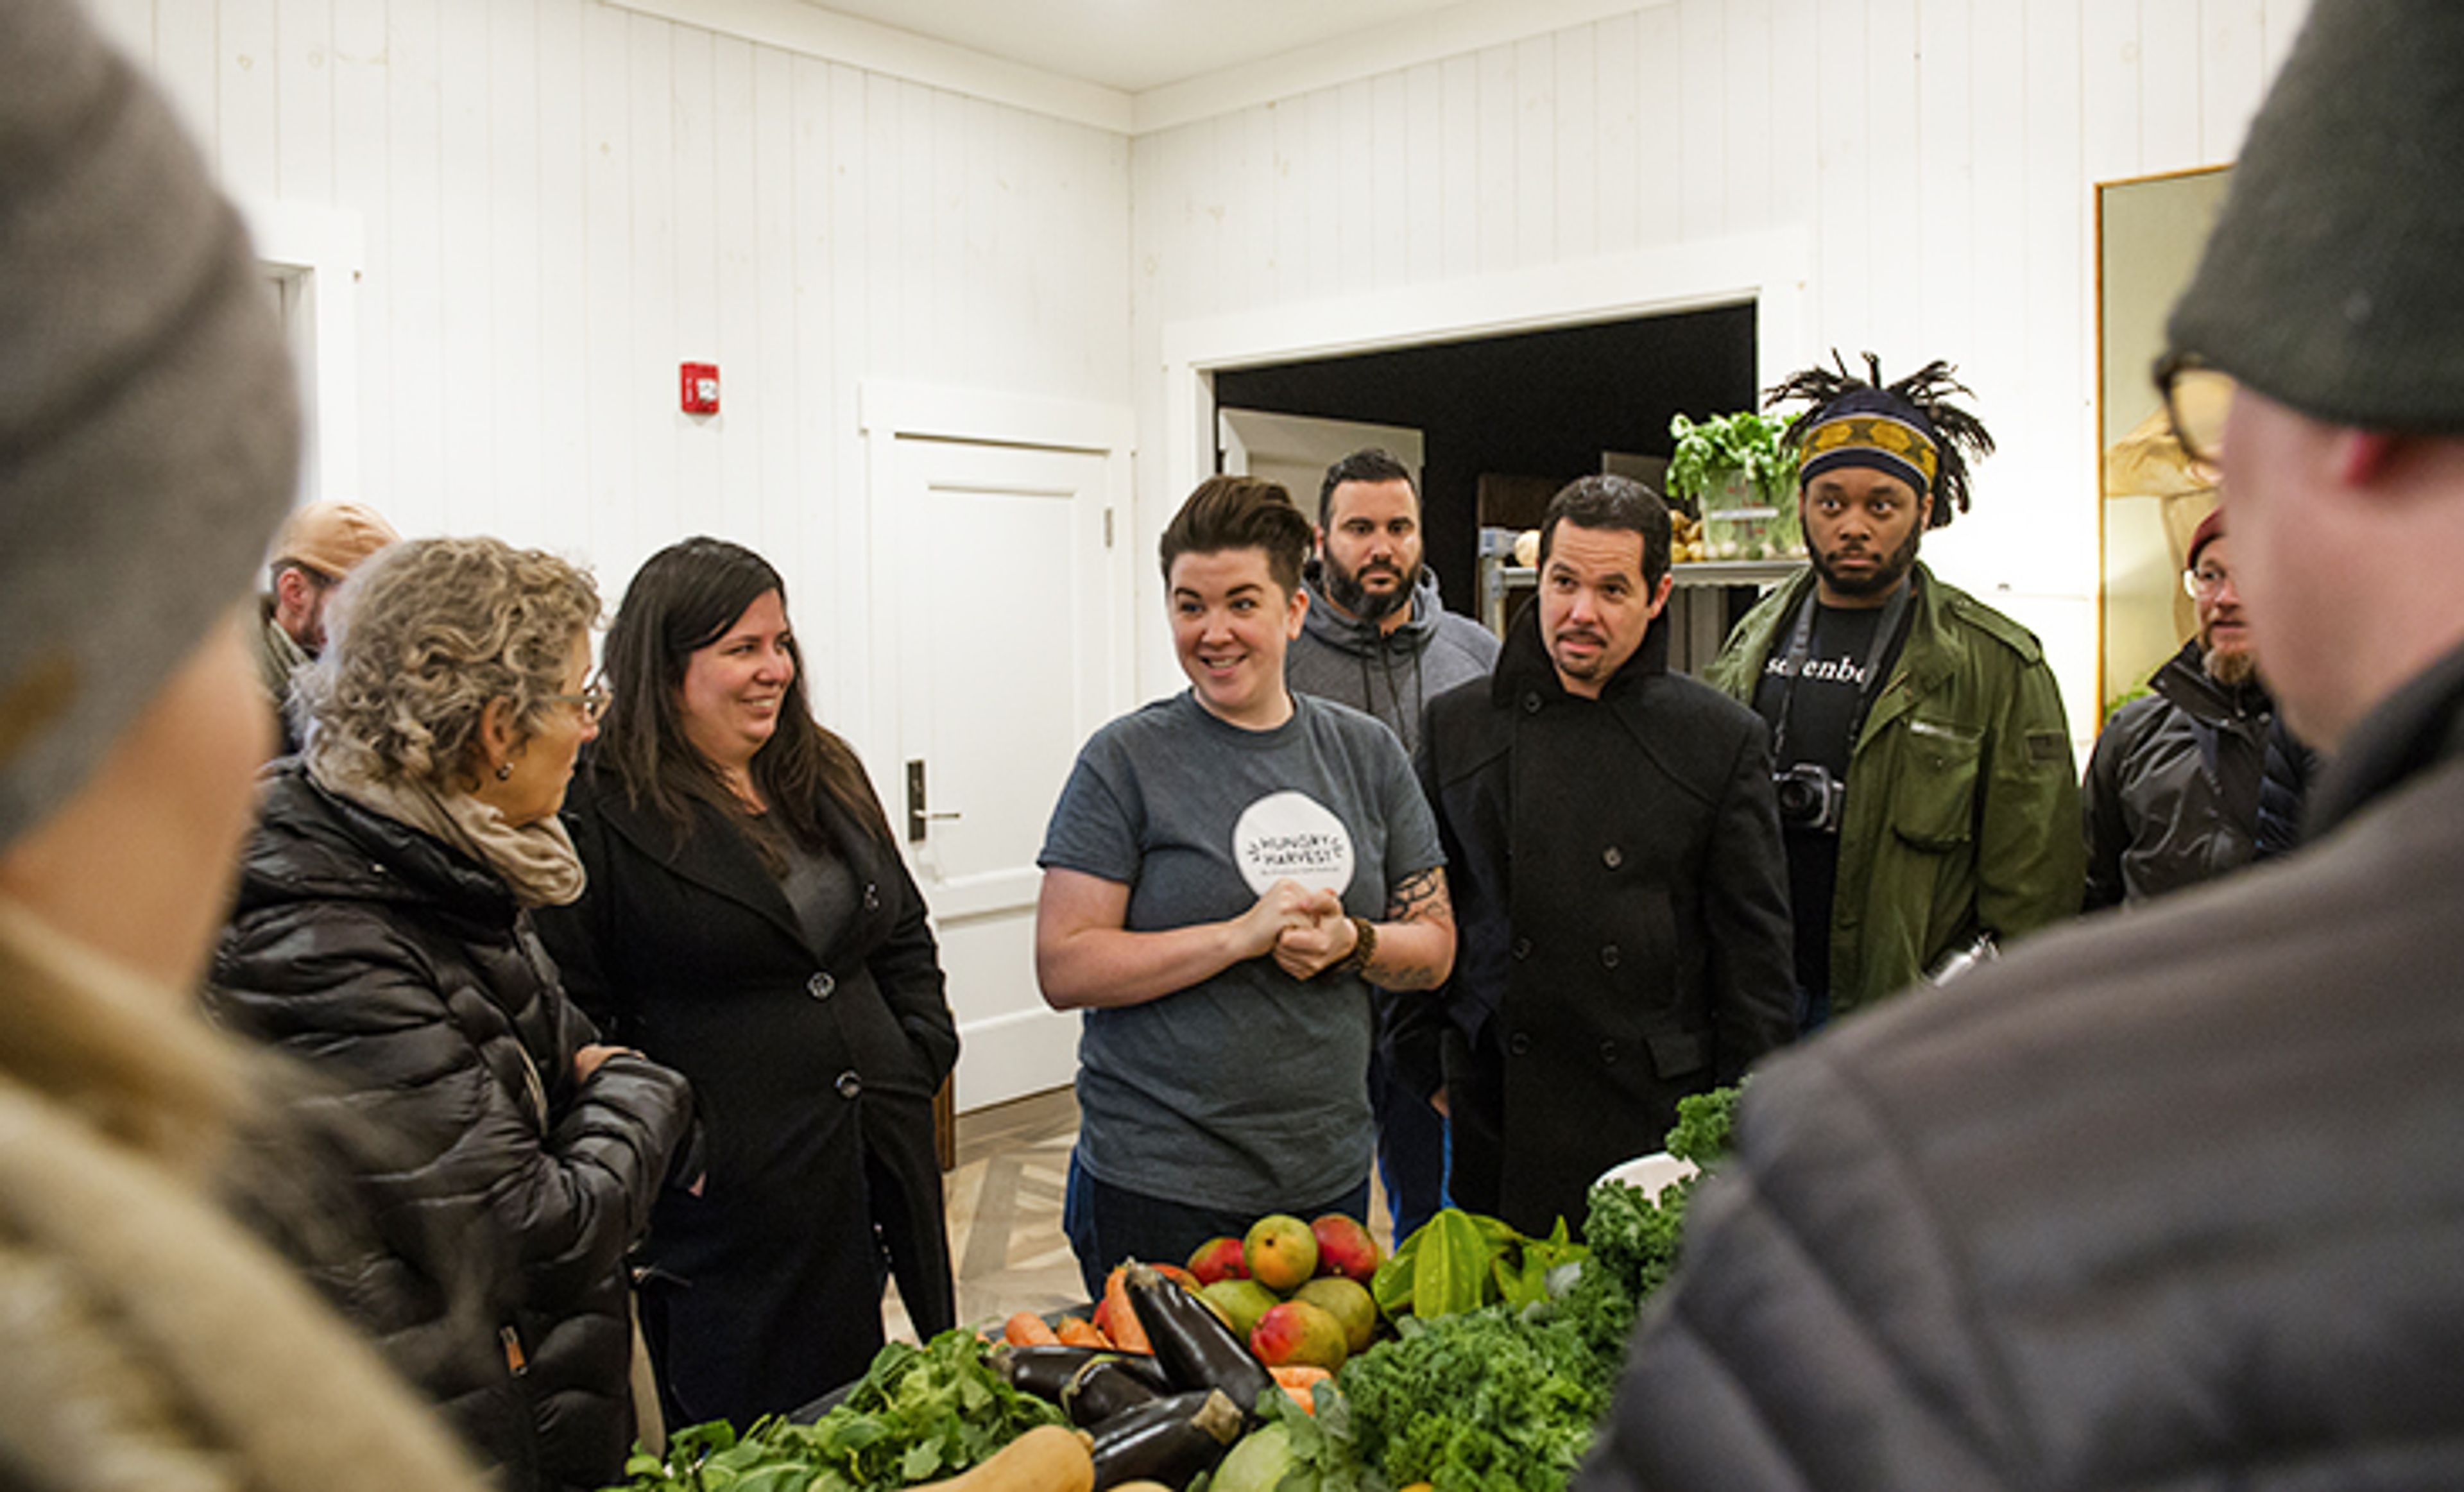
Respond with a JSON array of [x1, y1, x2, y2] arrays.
[[1162, 227, 1809, 497], [1153, 227, 1808, 689]]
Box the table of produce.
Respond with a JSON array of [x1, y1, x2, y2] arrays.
[[610, 1088, 1740, 1492]]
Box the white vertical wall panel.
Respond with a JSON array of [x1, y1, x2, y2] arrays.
[[1129, 0, 2316, 739], [127, 0, 1129, 751]]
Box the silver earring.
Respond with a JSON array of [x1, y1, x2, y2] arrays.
[[495, 763, 513, 780]]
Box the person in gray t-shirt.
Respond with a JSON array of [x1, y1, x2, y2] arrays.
[[1038, 477, 1455, 1294]]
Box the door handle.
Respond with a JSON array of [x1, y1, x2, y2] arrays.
[[906, 759, 962, 842]]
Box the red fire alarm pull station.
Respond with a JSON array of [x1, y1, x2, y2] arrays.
[[680, 362, 720, 415]]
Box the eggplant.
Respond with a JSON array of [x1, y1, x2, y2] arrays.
[[992, 1343, 1173, 1403], [1062, 1355, 1162, 1427], [1123, 1264, 1272, 1416], [1086, 1390, 1244, 1491]]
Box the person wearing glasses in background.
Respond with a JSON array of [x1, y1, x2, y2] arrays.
[[2082, 508, 2317, 909], [1575, 2, 2464, 1486], [212, 538, 697, 1492]]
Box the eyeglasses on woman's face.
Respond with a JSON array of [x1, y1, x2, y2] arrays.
[[549, 682, 612, 723], [2155, 351, 2237, 470]]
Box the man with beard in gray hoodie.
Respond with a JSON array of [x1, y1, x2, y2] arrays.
[[1285, 447, 1498, 1240]]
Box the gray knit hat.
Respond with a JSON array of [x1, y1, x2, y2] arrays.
[[0, 1, 299, 850], [2167, 0, 2464, 431]]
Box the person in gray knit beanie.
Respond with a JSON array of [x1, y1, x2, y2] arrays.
[[0, 4, 489, 1492], [1571, 3, 2464, 1488]]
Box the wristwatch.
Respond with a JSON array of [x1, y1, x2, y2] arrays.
[[1335, 915, 1377, 975]]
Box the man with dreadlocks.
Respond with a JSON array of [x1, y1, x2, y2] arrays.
[[1705, 354, 2082, 1028]]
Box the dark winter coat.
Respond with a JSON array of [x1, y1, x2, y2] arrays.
[[1408, 608, 1796, 1237], [533, 762, 957, 1428], [1577, 639, 2464, 1492], [210, 766, 696, 1492], [2082, 639, 2275, 909]]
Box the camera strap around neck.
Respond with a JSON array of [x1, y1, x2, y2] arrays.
[[1765, 574, 1913, 764]]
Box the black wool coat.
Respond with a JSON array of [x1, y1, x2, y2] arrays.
[[1407, 607, 1797, 1238], [533, 762, 958, 1427], [210, 765, 696, 1492]]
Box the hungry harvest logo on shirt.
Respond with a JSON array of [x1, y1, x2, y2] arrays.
[[1231, 791, 1355, 895]]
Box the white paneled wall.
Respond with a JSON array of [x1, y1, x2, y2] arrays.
[[90, 0, 1131, 748], [1129, 0, 2314, 738], [90, 0, 2316, 743]]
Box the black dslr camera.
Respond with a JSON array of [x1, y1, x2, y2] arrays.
[[1773, 763, 1846, 833]]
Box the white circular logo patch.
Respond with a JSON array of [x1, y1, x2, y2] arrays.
[[1231, 791, 1356, 895]]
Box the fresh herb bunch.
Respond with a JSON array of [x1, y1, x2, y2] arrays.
[[1664, 410, 1799, 511], [617, 1330, 1066, 1492]]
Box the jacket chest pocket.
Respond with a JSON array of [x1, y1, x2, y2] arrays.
[[1890, 718, 1982, 850]]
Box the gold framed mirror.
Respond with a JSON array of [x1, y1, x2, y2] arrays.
[[2096, 164, 2232, 719]]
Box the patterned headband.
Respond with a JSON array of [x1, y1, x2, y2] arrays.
[[1798, 412, 1940, 494]]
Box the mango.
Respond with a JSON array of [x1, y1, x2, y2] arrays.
[[1309, 1212, 1382, 1283], [1249, 1299, 1348, 1371], [1244, 1213, 1318, 1292]]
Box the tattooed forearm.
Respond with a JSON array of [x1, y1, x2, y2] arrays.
[[1385, 866, 1450, 924], [1368, 867, 1454, 990]]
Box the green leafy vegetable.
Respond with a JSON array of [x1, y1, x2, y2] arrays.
[[612, 1329, 1066, 1492], [1664, 410, 1800, 511], [1373, 1209, 1589, 1323], [1333, 1306, 1609, 1492]]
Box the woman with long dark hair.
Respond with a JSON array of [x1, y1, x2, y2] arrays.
[[535, 537, 958, 1428]]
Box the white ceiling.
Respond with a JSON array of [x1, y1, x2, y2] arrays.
[[796, 0, 1473, 94]]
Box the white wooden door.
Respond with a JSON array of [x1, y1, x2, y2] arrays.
[[866, 387, 1134, 1112]]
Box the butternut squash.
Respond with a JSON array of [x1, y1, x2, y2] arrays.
[[908, 1425, 1093, 1492]]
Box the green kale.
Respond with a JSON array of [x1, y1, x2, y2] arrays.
[[1334, 1307, 1609, 1492], [1661, 1085, 1741, 1170]]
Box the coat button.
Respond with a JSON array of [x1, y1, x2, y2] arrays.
[[1599, 1040, 1618, 1064], [1507, 1032, 1530, 1057], [1521, 692, 1543, 715], [1511, 937, 1532, 961], [1601, 944, 1621, 968], [1602, 845, 1623, 870], [835, 1070, 863, 1100], [863, 883, 882, 913], [808, 971, 836, 1000]]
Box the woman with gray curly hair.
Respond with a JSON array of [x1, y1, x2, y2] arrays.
[[210, 536, 697, 1492]]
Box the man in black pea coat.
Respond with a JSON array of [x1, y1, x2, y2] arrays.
[[1405, 476, 1795, 1239]]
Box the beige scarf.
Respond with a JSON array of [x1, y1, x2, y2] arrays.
[[307, 752, 586, 909], [0, 901, 489, 1492]]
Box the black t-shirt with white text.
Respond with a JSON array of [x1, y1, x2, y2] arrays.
[[1752, 599, 1907, 999]]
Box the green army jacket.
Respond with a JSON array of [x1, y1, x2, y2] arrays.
[[1705, 563, 2083, 1016]]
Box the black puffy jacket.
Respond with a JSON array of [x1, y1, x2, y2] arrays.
[[2082, 640, 2276, 909], [210, 766, 695, 1492]]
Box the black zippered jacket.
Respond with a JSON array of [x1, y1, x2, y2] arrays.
[[210, 765, 694, 1492]]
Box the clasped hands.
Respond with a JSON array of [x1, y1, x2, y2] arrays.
[[1241, 877, 1362, 980]]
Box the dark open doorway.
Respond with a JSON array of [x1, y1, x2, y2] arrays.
[[1213, 302, 1760, 617]]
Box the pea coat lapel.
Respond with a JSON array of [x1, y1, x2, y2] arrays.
[[592, 784, 821, 963]]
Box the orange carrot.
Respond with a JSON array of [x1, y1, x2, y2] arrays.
[[1004, 1312, 1062, 1348], [1102, 1265, 1152, 1354], [1270, 1366, 1331, 1412], [1054, 1315, 1108, 1349]]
